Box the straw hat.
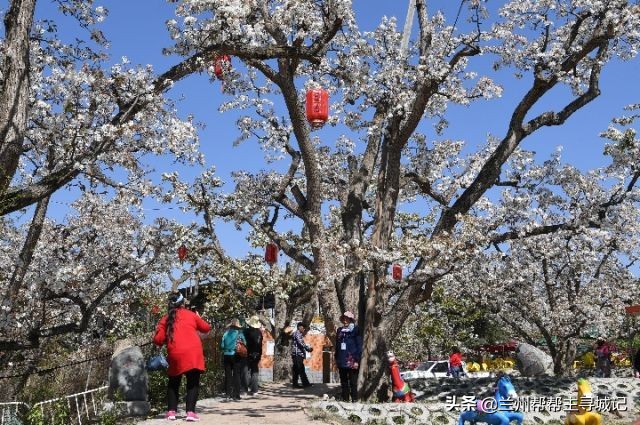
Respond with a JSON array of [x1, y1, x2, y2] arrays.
[[246, 316, 262, 329]]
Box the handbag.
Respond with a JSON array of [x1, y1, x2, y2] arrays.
[[147, 352, 169, 371], [235, 336, 248, 358]]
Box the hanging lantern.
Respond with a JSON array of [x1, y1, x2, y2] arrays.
[[265, 242, 278, 266], [246, 288, 254, 297], [392, 263, 402, 282], [305, 88, 329, 129], [151, 305, 160, 315], [178, 244, 188, 262], [214, 55, 231, 79]]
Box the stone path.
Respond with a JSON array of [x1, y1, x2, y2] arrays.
[[137, 382, 339, 425]]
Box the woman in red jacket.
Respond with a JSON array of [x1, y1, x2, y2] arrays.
[[448, 346, 464, 379], [153, 292, 211, 422]]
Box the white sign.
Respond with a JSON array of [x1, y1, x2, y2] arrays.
[[266, 341, 275, 356]]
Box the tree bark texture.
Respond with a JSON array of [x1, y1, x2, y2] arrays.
[[357, 269, 391, 402], [272, 294, 293, 382], [6, 195, 50, 307], [0, 0, 36, 195]]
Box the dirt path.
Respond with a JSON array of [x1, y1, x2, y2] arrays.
[[137, 382, 339, 425]]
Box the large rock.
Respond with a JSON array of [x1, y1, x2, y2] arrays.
[[108, 344, 148, 403], [515, 342, 554, 377]]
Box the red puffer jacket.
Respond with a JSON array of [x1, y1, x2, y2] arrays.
[[153, 308, 211, 376], [449, 352, 463, 368]]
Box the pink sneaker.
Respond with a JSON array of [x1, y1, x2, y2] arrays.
[[186, 411, 200, 422], [165, 410, 177, 420]]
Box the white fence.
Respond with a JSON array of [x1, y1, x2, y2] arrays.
[[0, 386, 108, 425], [0, 402, 29, 425]]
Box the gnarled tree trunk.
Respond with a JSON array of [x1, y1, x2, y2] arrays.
[[0, 0, 36, 195]]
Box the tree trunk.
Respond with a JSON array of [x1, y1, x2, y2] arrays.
[[357, 270, 390, 401], [273, 336, 293, 382], [552, 338, 577, 376], [7, 195, 50, 302], [0, 0, 36, 195], [272, 289, 293, 382]]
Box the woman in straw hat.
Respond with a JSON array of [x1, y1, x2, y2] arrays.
[[220, 318, 246, 400], [243, 316, 263, 395], [335, 311, 362, 402]]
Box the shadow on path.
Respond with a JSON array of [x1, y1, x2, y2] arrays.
[[138, 382, 339, 425]]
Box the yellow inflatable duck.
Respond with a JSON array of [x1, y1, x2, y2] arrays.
[[466, 362, 481, 372], [565, 378, 601, 425]]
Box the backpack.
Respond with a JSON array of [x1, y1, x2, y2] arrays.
[[235, 335, 248, 358]]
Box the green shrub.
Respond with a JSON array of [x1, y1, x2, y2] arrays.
[[25, 400, 70, 425]]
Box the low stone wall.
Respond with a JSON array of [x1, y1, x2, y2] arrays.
[[311, 377, 640, 424]]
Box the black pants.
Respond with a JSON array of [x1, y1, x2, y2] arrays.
[[167, 369, 200, 412], [596, 359, 611, 377], [339, 368, 358, 402], [223, 355, 243, 398], [291, 356, 310, 386], [247, 356, 260, 393], [236, 357, 247, 393]]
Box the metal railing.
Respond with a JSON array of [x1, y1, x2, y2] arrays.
[[0, 402, 29, 425], [0, 386, 108, 425], [33, 386, 108, 425]]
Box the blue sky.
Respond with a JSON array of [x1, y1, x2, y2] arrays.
[[25, 0, 640, 259]]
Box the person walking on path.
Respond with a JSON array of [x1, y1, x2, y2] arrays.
[[221, 318, 247, 400], [594, 337, 612, 378], [291, 322, 313, 388], [335, 311, 362, 402], [153, 292, 211, 422], [448, 346, 465, 379], [244, 316, 263, 395]]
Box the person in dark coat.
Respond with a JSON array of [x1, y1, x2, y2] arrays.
[[291, 322, 313, 388], [335, 311, 362, 402], [153, 292, 211, 421], [244, 316, 264, 395]]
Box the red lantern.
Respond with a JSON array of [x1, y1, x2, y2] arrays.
[[178, 244, 187, 262], [305, 88, 329, 129], [214, 55, 231, 79], [265, 243, 278, 266], [151, 305, 160, 315], [392, 263, 402, 282]]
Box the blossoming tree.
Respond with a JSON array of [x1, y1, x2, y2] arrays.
[[3, 0, 640, 399], [453, 107, 640, 375], [0, 0, 199, 377], [161, 0, 640, 397]]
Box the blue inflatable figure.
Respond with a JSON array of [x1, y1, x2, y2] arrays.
[[458, 375, 523, 425], [495, 375, 523, 425], [458, 400, 511, 425]]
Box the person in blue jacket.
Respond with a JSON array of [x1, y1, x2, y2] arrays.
[[220, 318, 246, 400], [335, 311, 362, 402]]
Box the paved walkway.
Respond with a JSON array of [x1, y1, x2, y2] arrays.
[[138, 382, 339, 425]]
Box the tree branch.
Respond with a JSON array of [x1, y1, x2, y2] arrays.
[[242, 214, 313, 271], [404, 171, 448, 206]]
